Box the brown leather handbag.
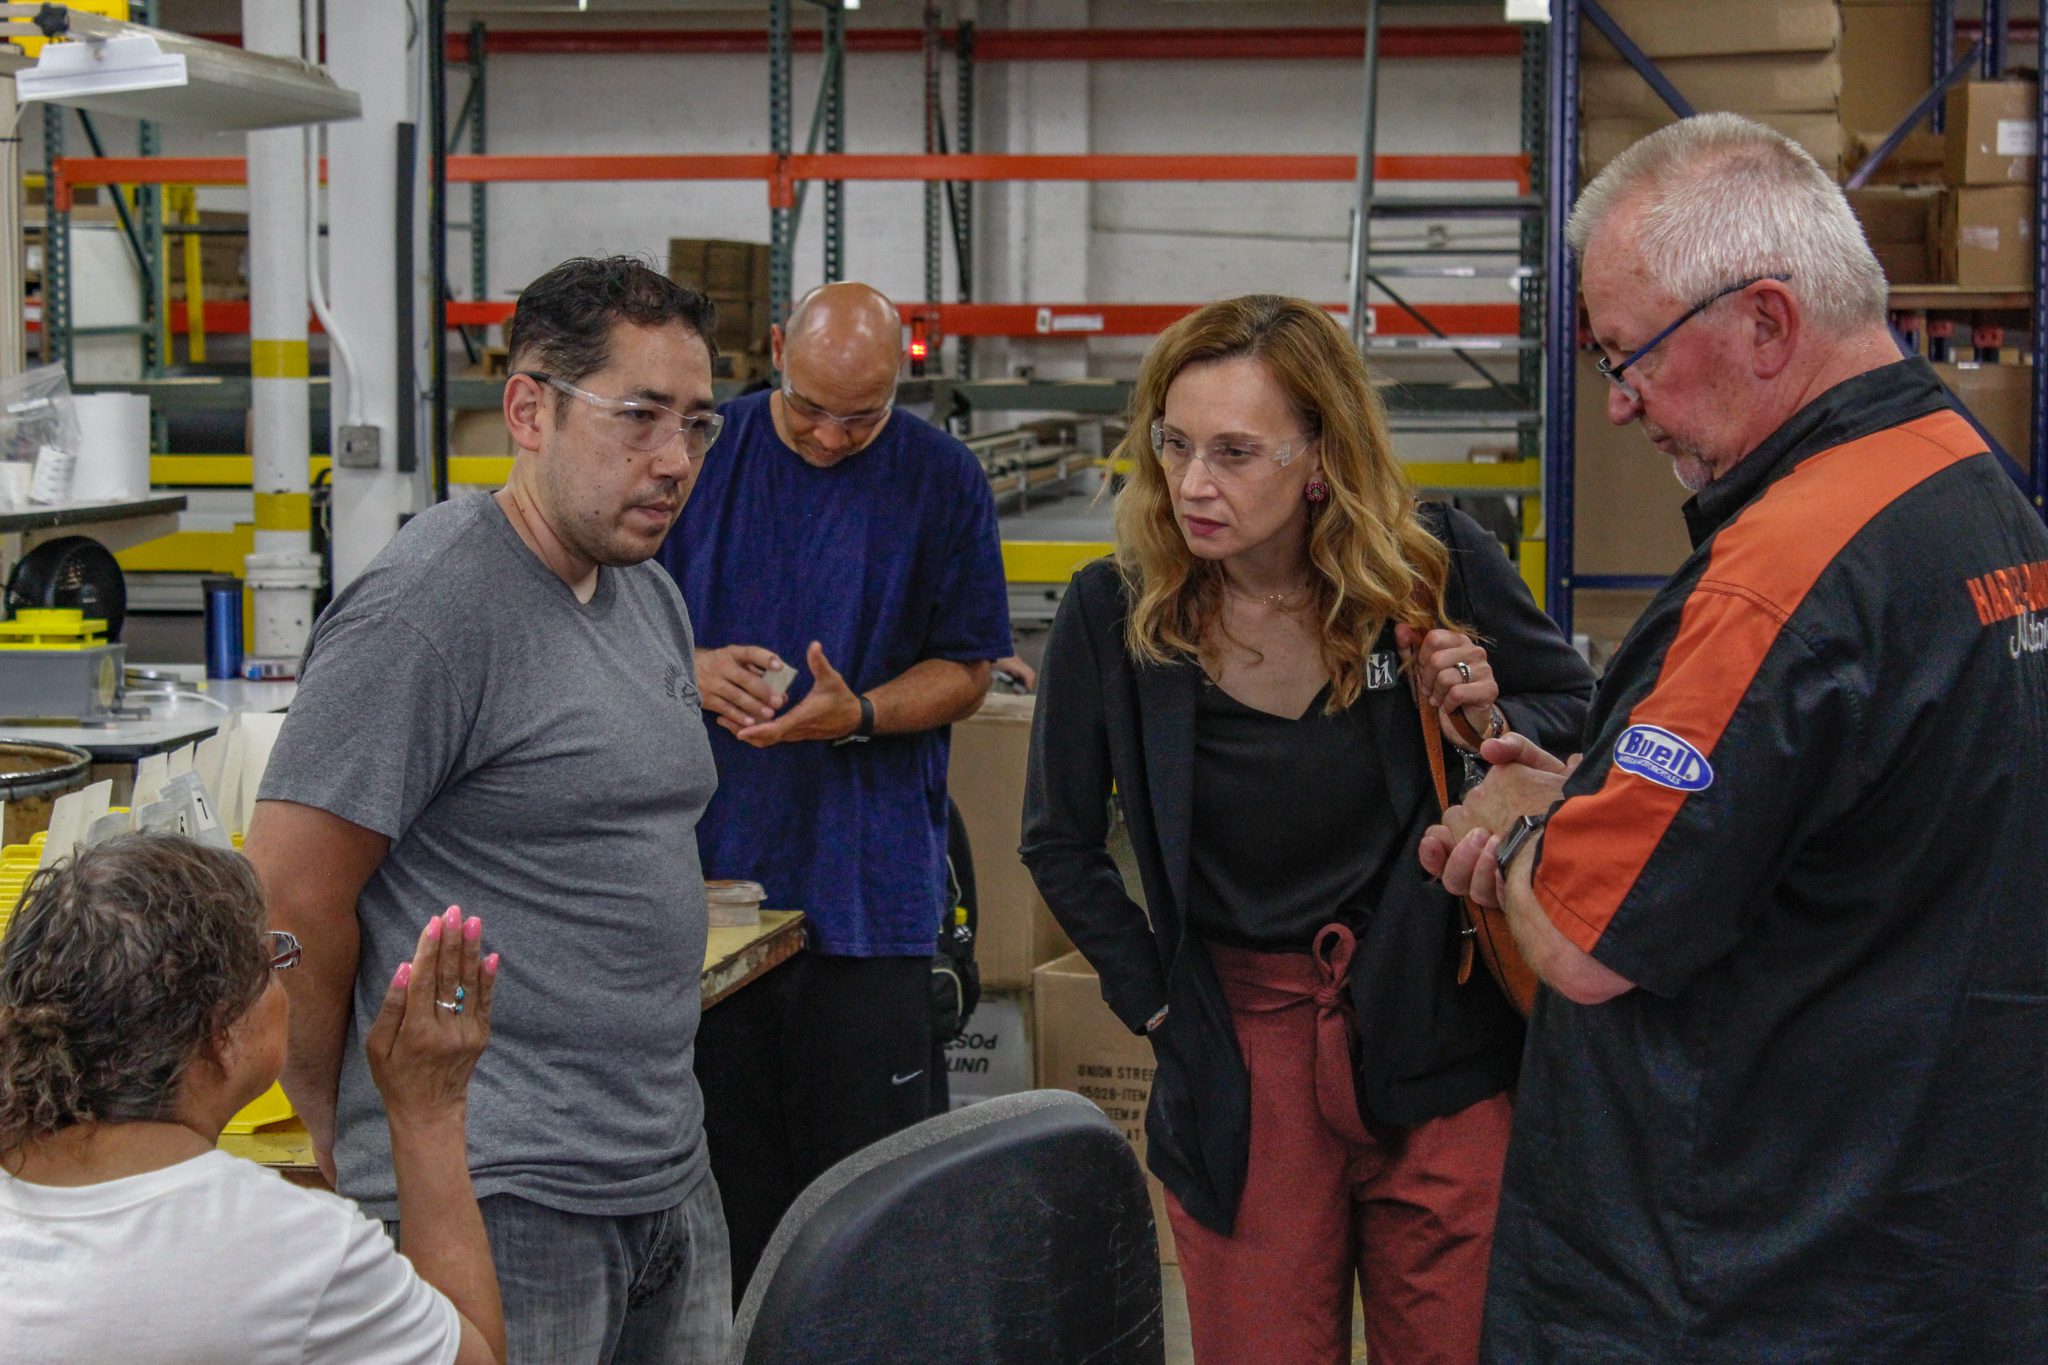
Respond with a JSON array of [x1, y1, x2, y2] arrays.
[[1412, 678, 1540, 1016]]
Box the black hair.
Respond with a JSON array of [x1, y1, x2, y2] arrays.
[[506, 256, 719, 400]]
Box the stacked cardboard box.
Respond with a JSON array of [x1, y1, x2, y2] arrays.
[[1569, 352, 1695, 653], [1580, 0, 1844, 179], [1033, 952, 1177, 1265], [1848, 186, 1940, 285], [1937, 81, 2038, 288], [946, 691, 1076, 992], [666, 238, 773, 381], [1581, 1, 1937, 185], [166, 211, 250, 302]]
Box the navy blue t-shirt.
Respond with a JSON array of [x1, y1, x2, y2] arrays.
[[657, 390, 1012, 955]]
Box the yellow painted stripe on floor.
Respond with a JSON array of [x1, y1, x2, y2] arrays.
[[251, 340, 310, 379], [253, 491, 311, 531], [1002, 540, 1112, 584]]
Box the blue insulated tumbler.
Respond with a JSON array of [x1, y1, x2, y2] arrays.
[[203, 576, 244, 680]]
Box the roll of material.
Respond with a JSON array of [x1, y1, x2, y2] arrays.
[[68, 391, 151, 503]]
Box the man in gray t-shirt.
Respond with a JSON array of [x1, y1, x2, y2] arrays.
[[247, 257, 735, 1364]]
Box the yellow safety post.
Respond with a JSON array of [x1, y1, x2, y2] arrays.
[[169, 186, 206, 364]]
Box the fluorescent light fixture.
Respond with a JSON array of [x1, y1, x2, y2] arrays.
[[6, 8, 361, 129], [1505, 0, 1551, 21]]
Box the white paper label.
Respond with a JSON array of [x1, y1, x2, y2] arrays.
[[28, 442, 74, 504], [1996, 118, 2036, 157]]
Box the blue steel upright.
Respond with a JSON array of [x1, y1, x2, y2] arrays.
[[1543, 0, 1582, 634], [2033, 4, 2047, 513]]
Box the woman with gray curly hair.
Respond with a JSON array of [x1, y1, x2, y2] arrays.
[[0, 832, 506, 1364]]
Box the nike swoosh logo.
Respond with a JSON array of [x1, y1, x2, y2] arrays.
[[891, 1070, 924, 1085]]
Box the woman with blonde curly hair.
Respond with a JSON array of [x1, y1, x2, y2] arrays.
[[1023, 295, 1593, 1363]]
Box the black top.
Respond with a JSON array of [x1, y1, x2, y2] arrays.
[[1488, 359, 2048, 1360], [1188, 680, 1393, 950], [1020, 504, 1595, 1237]]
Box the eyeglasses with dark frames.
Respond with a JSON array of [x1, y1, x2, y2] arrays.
[[1594, 273, 1792, 401]]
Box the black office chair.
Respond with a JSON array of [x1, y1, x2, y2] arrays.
[[732, 1089, 1166, 1365]]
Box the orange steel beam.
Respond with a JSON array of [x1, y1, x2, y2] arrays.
[[51, 157, 324, 208], [432, 25, 1525, 62], [58, 152, 1524, 198], [899, 302, 1522, 338], [447, 300, 1522, 339]]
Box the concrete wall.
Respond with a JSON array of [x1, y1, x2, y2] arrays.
[[59, 3, 1529, 395]]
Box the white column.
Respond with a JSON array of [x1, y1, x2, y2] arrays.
[[242, 0, 320, 658], [324, 0, 423, 588]]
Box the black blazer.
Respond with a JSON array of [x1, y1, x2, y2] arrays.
[[1020, 505, 1595, 1235]]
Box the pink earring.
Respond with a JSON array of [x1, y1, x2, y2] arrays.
[[1304, 479, 1330, 505]]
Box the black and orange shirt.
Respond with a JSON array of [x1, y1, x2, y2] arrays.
[[1487, 359, 2048, 1361]]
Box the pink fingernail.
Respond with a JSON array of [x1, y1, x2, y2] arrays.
[[427, 916, 443, 939], [465, 917, 482, 943], [444, 906, 460, 928], [484, 953, 500, 974], [394, 963, 412, 988]]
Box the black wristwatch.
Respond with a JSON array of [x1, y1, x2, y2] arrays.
[[1494, 811, 1548, 876], [832, 693, 876, 747]]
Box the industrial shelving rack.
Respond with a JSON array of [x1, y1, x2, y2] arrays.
[[1541, 0, 2048, 636]]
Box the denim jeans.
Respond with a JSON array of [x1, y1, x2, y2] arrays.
[[388, 1173, 733, 1364]]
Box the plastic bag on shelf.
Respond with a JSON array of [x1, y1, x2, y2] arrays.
[[0, 364, 82, 507]]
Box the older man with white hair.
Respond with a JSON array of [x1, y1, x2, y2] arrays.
[[1423, 113, 2048, 1360]]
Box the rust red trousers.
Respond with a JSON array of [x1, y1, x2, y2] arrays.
[[1165, 925, 1513, 1365]]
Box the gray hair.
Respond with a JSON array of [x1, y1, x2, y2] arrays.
[[1566, 113, 1888, 334], [0, 833, 269, 1151]]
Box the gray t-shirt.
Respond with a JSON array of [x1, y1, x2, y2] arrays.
[[260, 493, 716, 1219]]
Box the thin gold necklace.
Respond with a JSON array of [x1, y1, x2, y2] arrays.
[[1222, 579, 1314, 610]]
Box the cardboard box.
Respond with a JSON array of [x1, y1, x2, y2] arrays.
[[1839, 2, 1933, 146], [706, 290, 770, 356], [1937, 185, 2035, 289], [1845, 127, 1946, 186], [1584, 112, 1844, 180], [1582, 1, 1839, 61], [942, 989, 1035, 1108], [165, 210, 248, 302], [1848, 187, 1939, 285], [948, 692, 1076, 990], [1944, 81, 2039, 186], [1572, 354, 1696, 578], [449, 408, 513, 457], [1932, 360, 2033, 472], [669, 237, 770, 295], [1033, 951, 1176, 1264], [1582, 52, 1841, 119], [1572, 589, 1663, 674]]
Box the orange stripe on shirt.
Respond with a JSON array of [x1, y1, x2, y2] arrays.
[[1534, 409, 1983, 955]]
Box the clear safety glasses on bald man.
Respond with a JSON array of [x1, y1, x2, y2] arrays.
[[517, 371, 725, 458], [780, 380, 896, 435], [1149, 419, 1317, 485]]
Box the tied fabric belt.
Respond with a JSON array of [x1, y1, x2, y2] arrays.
[[1205, 923, 1372, 1146]]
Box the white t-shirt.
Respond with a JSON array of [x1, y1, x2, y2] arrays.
[[0, 1148, 461, 1364]]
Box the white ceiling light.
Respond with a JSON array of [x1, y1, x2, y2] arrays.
[[3, 4, 361, 129]]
